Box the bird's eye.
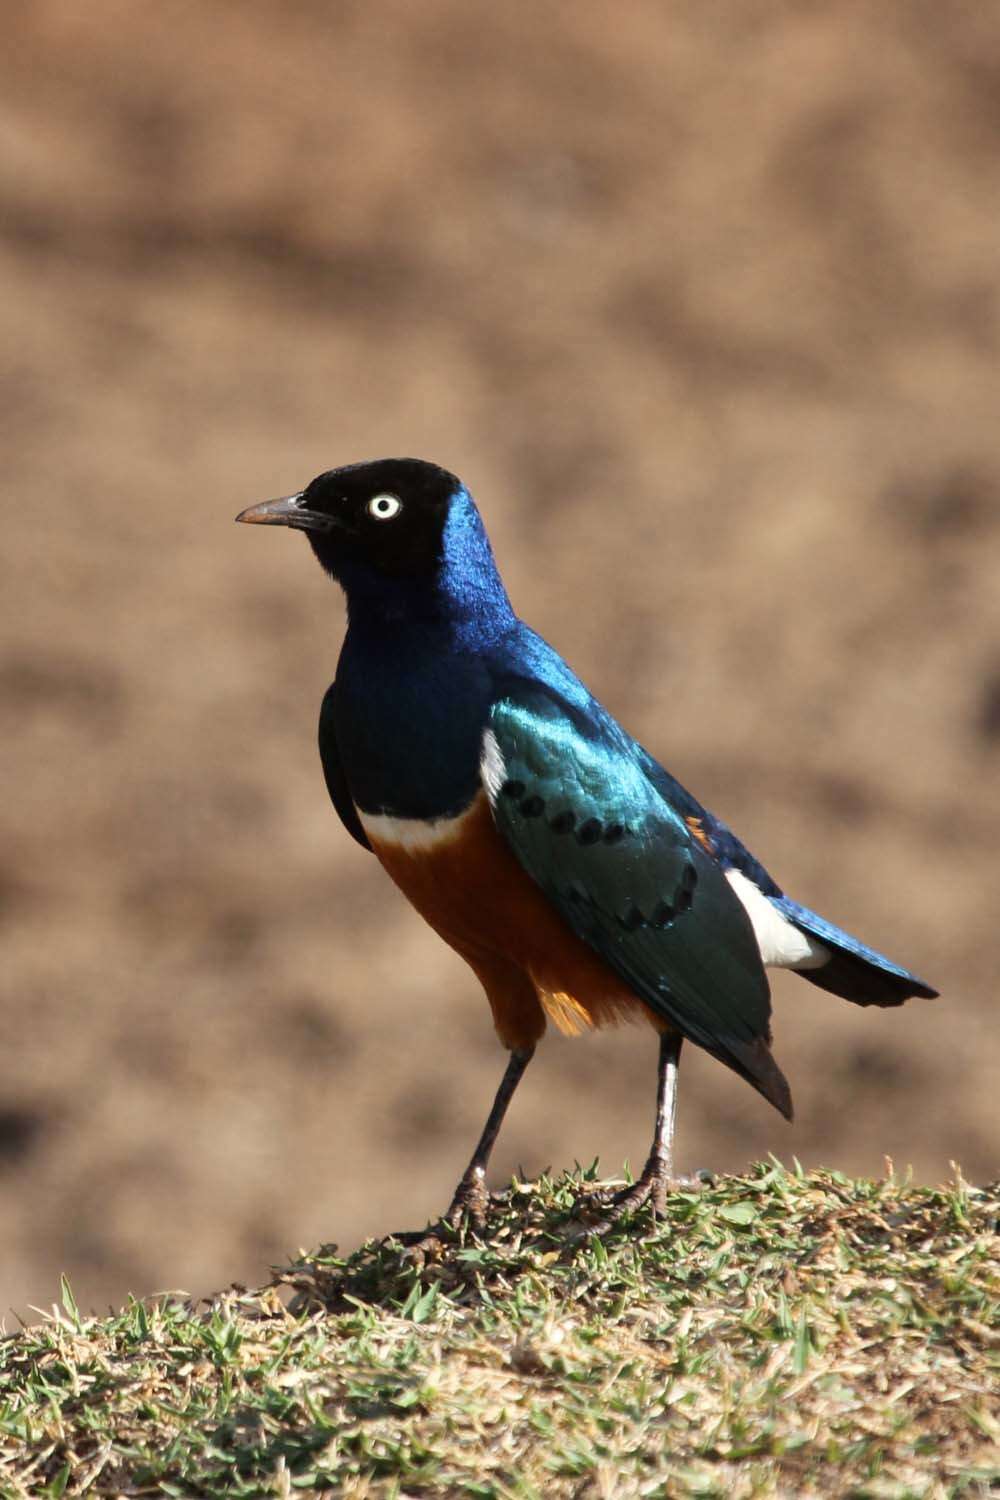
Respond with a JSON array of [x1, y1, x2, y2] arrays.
[[367, 493, 402, 521]]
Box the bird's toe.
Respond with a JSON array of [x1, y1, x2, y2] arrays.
[[443, 1170, 491, 1233], [572, 1154, 712, 1236]]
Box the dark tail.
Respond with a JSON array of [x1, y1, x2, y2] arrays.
[[772, 896, 938, 1008]]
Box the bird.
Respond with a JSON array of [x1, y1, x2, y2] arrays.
[[236, 458, 937, 1232]]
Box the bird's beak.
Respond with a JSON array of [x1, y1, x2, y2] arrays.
[[235, 493, 336, 534]]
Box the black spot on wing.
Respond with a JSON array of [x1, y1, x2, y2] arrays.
[[676, 862, 698, 914], [613, 860, 697, 934]]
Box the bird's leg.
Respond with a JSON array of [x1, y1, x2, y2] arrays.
[[586, 1032, 683, 1228], [439, 1044, 535, 1231], [393, 1046, 534, 1256]]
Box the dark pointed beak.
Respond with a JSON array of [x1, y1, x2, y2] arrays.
[[235, 493, 337, 534]]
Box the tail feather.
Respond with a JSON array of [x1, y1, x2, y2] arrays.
[[719, 1034, 795, 1120], [772, 896, 938, 1008]]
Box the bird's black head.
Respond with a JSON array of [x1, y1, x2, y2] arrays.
[[236, 457, 463, 582], [237, 457, 514, 641]]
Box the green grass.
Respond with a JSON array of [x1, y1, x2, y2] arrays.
[[1, 1162, 997, 1498]]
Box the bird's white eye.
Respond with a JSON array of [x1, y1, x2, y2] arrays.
[[367, 493, 402, 521]]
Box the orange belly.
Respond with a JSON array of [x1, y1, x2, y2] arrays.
[[362, 793, 660, 1050]]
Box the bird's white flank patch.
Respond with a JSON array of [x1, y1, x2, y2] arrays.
[[725, 869, 830, 970], [480, 729, 507, 805], [359, 729, 507, 851], [358, 802, 477, 851]]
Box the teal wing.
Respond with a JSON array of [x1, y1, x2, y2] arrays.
[[486, 682, 792, 1117]]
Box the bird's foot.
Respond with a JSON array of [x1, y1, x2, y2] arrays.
[[575, 1161, 711, 1235], [441, 1164, 493, 1231], [583, 1159, 668, 1226], [392, 1168, 493, 1265]]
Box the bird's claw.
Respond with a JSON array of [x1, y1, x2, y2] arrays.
[[442, 1168, 491, 1231], [574, 1164, 711, 1235], [602, 1172, 666, 1220], [398, 1231, 446, 1268], [392, 1170, 496, 1264]]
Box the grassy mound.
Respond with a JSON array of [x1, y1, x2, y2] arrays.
[[1, 1163, 996, 1497]]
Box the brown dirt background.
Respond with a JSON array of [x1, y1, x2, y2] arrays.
[[2, 1, 998, 1320]]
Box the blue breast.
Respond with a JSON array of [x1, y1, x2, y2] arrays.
[[334, 639, 493, 820]]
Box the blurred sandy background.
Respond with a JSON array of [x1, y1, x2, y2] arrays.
[[2, 1, 998, 1320]]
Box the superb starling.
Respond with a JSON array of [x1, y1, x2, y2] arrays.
[[237, 459, 936, 1229]]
